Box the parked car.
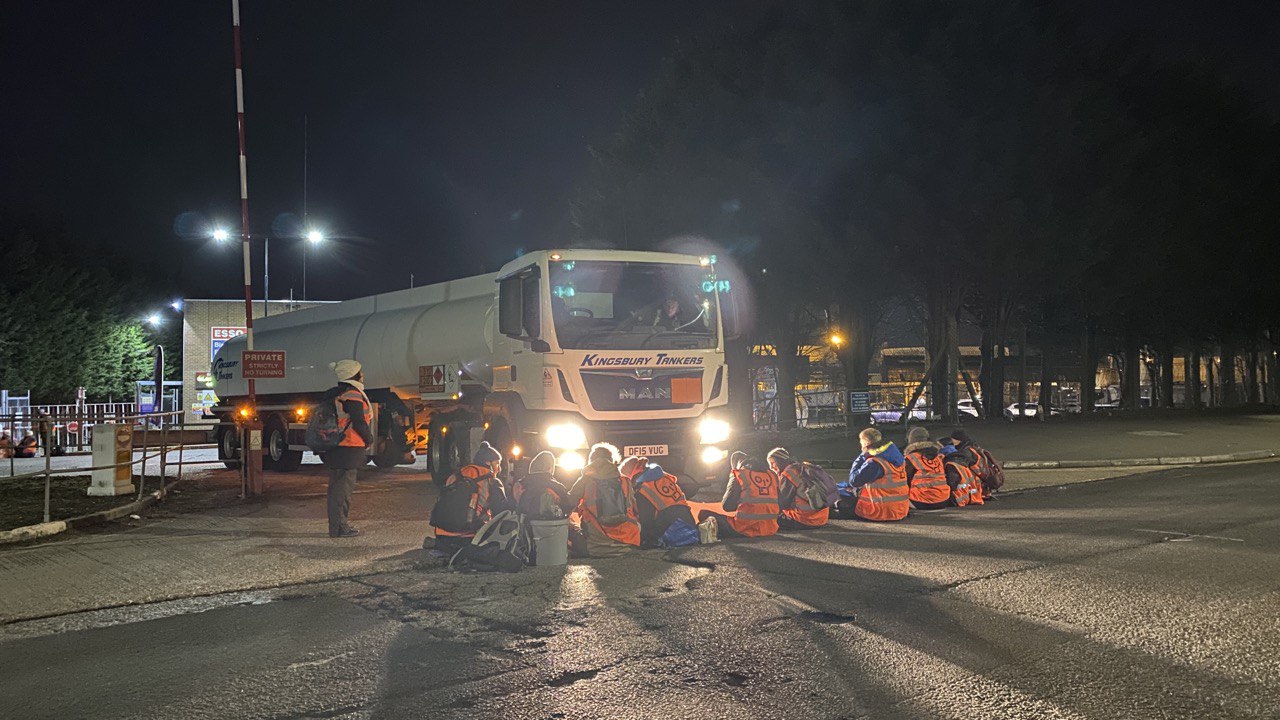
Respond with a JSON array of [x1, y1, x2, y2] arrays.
[[1004, 402, 1040, 420], [869, 402, 927, 424], [957, 398, 981, 418]]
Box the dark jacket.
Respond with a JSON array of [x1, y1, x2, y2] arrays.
[[322, 381, 374, 469], [514, 471, 569, 519]]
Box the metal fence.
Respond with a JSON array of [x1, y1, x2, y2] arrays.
[[1, 411, 236, 528], [1, 403, 139, 453]]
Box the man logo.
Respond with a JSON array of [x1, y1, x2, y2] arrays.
[[618, 386, 671, 401], [633, 369, 653, 380]]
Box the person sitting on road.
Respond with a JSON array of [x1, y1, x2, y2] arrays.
[[695, 451, 780, 538], [0, 432, 13, 458], [940, 431, 984, 507], [624, 455, 698, 548], [903, 427, 953, 510], [512, 450, 569, 520], [16, 432, 38, 458], [946, 429, 1002, 499], [834, 427, 910, 522], [768, 447, 829, 529], [566, 443, 640, 557], [429, 441, 510, 555]]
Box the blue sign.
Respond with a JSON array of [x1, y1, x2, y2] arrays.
[[849, 390, 871, 413]]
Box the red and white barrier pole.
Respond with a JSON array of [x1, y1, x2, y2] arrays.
[[230, 0, 263, 494]]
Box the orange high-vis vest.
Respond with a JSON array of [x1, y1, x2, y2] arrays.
[[335, 387, 373, 447], [778, 464, 829, 526], [949, 462, 984, 507], [635, 472, 688, 512], [581, 477, 641, 546], [727, 468, 780, 536], [905, 453, 951, 505], [855, 457, 910, 521], [435, 464, 495, 537]]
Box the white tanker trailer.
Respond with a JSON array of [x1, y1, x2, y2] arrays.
[[211, 249, 733, 483]]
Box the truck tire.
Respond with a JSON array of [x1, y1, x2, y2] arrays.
[[217, 424, 240, 470], [429, 420, 469, 486], [263, 416, 303, 472]]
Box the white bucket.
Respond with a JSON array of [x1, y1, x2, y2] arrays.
[[529, 518, 569, 566]]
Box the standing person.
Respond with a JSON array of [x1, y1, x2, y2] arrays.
[[512, 450, 569, 519], [321, 359, 373, 538], [566, 443, 640, 556], [429, 442, 510, 554], [624, 456, 698, 547], [767, 447, 829, 529], [836, 427, 910, 522], [696, 451, 780, 538], [902, 427, 953, 510], [36, 410, 53, 456]]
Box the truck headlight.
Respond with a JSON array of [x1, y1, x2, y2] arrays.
[[698, 418, 731, 445], [545, 422, 587, 450], [559, 451, 586, 472], [701, 446, 728, 464]]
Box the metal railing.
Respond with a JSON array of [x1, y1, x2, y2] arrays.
[[1, 411, 235, 528], [1, 403, 139, 453]]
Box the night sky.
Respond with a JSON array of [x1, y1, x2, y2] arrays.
[[2, 1, 1276, 302]]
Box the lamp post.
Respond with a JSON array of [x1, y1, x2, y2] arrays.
[[303, 229, 323, 301]]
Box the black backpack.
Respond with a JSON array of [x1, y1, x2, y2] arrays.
[[305, 387, 348, 453], [796, 461, 840, 509], [430, 475, 482, 534], [594, 479, 632, 525], [448, 510, 531, 572]]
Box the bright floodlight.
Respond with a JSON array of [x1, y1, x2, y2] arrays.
[[212, 228, 230, 242], [170, 300, 183, 312], [146, 314, 161, 327], [306, 230, 323, 244]]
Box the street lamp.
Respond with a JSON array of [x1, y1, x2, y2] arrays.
[[212, 228, 230, 242], [146, 314, 162, 327], [303, 229, 323, 301], [829, 332, 845, 348]]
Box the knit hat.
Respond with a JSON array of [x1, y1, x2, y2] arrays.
[[729, 450, 747, 469], [473, 441, 501, 465], [907, 426, 932, 445], [950, 429, 972, 445], [619, 455, 647, 478], [766, 447, 791, 467], [529, 450, 556, 475], [329, 359, 362, 381]]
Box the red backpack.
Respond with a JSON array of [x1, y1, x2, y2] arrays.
[[970, 446, 1005, 494]]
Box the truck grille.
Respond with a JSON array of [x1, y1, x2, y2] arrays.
[[580, 368, 703, 411]]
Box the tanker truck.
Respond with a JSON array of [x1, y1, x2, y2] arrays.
[[210, 249, 734, 484]]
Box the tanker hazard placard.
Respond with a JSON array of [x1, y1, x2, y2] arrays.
[[419, 364, 447, 394], [241, 350, 286, 379]]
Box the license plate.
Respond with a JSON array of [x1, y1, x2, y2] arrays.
[[624, 444, 668, 457]]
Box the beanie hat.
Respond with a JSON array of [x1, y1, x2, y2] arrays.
[[729, 450, 747, 469], [950, 429, 972, 445], [907, 426, 932, 445], [473, 441, 501, 465], [529, 450, 556, 476], [766, 447, 791, 467], [619, 455, 647, 478], [330, 359, 362, 381]]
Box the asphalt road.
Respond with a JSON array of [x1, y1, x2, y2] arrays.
[[1, 461, 1276, 719]]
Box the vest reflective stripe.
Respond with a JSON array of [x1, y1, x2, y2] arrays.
[[949, 463, 983, 507], [335, 387, 373, 447], [635, 473, 687, 511], [582, 477, 641, 546], [906, 453, 951, 504], [855, 457, 910, 521], [733, 469, 780, 520]]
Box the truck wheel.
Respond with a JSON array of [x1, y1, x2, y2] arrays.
[[429, 421, 468, 486], [217, 424, 240, 470], [264, 417, 303, 472]]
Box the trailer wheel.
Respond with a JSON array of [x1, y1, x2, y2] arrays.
[[264, 416, 303, 472], [217, 424, 240, 470]]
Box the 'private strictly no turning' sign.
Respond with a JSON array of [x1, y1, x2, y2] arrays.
[[242, 350, 286, 379]]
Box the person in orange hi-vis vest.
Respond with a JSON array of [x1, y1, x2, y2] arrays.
[[837, 427, 910, 522], [623, 455, 698, 547], [694, 451, 780, 537], [322, 359, 374, 538], [902, 426, 954, 510], [566, 443, 641, 557], [767, 447, 829, 529]]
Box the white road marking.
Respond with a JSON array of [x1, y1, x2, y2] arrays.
[[1134, 529, 1244, 543], [287, 651, 353, 670]]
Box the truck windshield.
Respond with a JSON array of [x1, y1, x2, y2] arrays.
[[548, 260, 721, 350]]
